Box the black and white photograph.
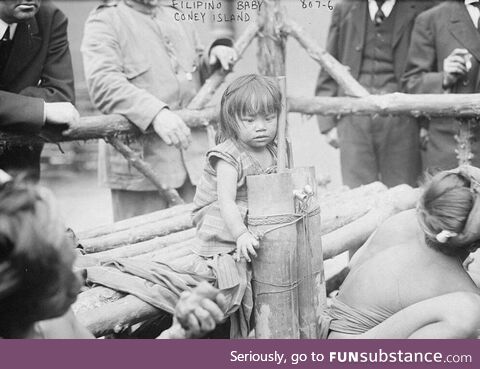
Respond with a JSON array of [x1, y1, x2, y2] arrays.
[[1, 0, 480, 355]]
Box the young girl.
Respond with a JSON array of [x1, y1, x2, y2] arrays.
[[192, 74, 282, 337]]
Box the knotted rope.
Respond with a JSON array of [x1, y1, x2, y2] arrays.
[[248, 185, 322, 296]]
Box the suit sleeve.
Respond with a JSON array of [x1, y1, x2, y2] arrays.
[[314, 5, 342, 133], [401, 12, 444, 94], [0, 91, 44, 132], [81, 11, 167, 132], [19, 8, 75, 104]]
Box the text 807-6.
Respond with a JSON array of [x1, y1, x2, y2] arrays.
[[300, 0, 334, 10]]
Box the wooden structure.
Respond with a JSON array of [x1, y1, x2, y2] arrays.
[[73, 182, 419, 337], [2, 0, 480, 338]]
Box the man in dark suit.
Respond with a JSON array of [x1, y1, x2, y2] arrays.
[[0, 0, 79, 180], [403, 0, 480, 171], [315, 0, 436, 188]]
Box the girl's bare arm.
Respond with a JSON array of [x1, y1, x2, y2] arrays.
[[216, 160, 248, 239]]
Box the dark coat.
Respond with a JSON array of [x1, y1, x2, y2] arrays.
[[403, 1, 480, 170], [0, 0, 74, 179], [314, 0, 436, 187], [315, 0, 437, 132]]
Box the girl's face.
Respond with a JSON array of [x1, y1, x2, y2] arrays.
[[236, 113, 277, 150]]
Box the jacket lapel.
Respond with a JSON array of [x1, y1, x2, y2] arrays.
[[392, 0, 417, 49], [449, 2, 480, 63], [2, 17, 42, 85]]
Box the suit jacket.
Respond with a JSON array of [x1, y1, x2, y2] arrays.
[[315, 0, 437, 133], [0, 0, 75, 178], [82, 2, 229, 191], [403, 1, 480, 170]]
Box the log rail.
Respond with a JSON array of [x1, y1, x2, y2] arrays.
[[2, 93, 480, 146]]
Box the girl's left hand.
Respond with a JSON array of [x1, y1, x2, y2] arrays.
[[235, 231, 259, 262]]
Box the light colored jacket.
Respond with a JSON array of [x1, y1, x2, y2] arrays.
[[81, 1, 220, 190]]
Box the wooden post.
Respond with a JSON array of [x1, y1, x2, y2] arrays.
[[249, 0, 325, 338], [277, 76, 288, 171], [248, 168, 326, 338], [248, 173, 300, 338], [291, 167, 326, 338], [257, 0, 287, 76]]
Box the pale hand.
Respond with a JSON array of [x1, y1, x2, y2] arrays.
[[152, 108, 191, 149], [443, 48, 470, 89], [209, 45, 237, 71], [236, 231, 259, 262], [44, 102, 80, 127], [419, 127, 429, 151], [174, 282, 226, 338], [325, 127, 339, 149]]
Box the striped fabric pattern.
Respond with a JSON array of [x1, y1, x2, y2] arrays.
[[191, 138, 276, 337], [192, 138, 277, 256]]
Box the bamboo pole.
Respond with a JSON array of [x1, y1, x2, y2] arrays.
[[285, 19, 369, 98], [78, 203, 194, 239], [248, 172, 300, 338], [106, 137, 183, 205]]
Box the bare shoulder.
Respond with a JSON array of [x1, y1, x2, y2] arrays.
[[378, 209, 419, 237]]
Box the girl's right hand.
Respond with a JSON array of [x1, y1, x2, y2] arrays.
[[235, 231, 259, 262]]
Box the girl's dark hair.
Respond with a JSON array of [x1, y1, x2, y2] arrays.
[[0, 177, 80, 338], [217, 74, 282, 144], [417, 171, 477, 256]]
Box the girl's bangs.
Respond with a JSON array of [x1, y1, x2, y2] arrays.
[[237, 82, 280, 118]]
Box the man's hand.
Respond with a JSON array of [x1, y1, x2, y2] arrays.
[[173, 282, 227, 338], [235, 231, 259, 262], [209, 45, 237, 71], [419, 127, 429, 151], [44, 102, 80, 127], [324, 127, 339, 149], [152, 108, 191, 149], [443, 48, 470, 89]]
